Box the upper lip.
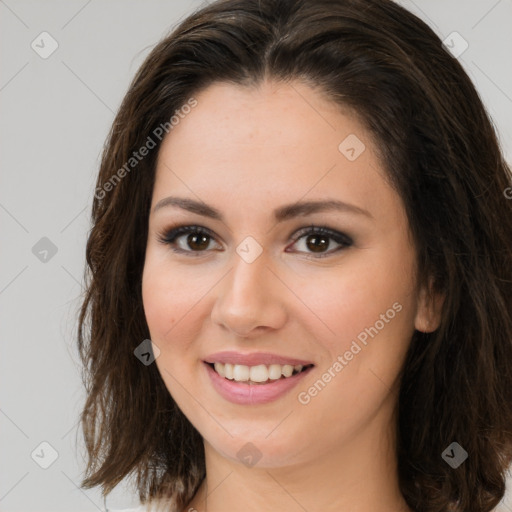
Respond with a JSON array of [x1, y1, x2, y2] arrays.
[[203, 351, 314, 367]]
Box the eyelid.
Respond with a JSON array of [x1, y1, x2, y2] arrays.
[[157, 223, 353, 257], [285, 225, 353, 258], [156, 224, 221, 255], [290, 225, 353, 246]]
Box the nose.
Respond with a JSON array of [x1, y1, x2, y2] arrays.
[[210, 247, 287, 338]]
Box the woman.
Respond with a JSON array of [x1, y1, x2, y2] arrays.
[[78, 0, 512, 511]]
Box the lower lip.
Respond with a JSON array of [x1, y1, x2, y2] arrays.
[[204, 362, 313, 405]]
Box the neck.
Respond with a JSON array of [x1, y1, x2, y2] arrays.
[[186, 404, 411, 512]]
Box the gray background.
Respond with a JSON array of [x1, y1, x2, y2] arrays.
[[1, 1, 511, 511]]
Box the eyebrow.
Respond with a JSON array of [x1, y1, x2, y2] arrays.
[[152, 196, 373, 221]]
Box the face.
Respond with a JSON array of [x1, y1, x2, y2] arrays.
[[142, 80, 435, 468]]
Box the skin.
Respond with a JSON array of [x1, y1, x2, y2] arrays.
[[142, 80, 442, 512]]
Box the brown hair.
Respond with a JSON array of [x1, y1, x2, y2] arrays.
[[78, 1, 512, 510]]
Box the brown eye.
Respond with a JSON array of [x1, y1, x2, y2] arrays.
[[185, 232, 211, 251], [304, 233, 330, 252], [288, 226, 353, 258], [158, 225, 220, 255]]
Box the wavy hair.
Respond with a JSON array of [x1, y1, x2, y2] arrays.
[[78, 0, 512, 510]]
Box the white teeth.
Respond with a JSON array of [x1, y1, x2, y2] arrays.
[[249, 364, 269, 383], [233, 364, 249, 381], [211, 362, 306, 383], [214, 362, 225, 378], [224, 363, 234, 380], [268, 364, 282, 380], [282, 364, 293, 377]]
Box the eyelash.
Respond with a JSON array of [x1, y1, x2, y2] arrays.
[[157, 224, 353, 259]]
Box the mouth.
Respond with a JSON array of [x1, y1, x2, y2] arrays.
[[205, 361, 314, 385], [203, 353, 315, 405]]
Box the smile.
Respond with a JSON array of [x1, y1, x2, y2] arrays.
[[203, 351, 315, 405], [208, 362, 312, 384]]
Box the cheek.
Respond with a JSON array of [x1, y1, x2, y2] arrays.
[[142, 266, 181, 342], [141, 261, 200, 399], [141, 258, 207, 411], [295, 249, 417, 431], [142, 254, 212, 344], [303, 251, 416, 355], [142, 268, 178, 347], [294, 247, 417, 425]]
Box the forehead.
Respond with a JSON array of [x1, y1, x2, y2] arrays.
[[159, 80, 362, 158], [152, 80, 402, 227]]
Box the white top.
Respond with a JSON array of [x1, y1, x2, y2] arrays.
[[108, 508, 146, 511], [108, 500, 512, 512], [107, 507, 148, 512], [108, 508, 148, 512], [107, 504, 176, 512]]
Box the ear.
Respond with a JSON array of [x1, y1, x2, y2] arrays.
[[414, 277, 444, 333]]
